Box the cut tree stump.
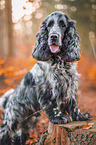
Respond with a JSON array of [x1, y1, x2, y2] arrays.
[[37, 118, 96, 145]]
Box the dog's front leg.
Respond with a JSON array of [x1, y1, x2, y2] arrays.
[[67, 98, 92, 121], [39, 96, 71, 124]]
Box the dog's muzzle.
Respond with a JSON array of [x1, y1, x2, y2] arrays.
[[48, 33, 61, 53]]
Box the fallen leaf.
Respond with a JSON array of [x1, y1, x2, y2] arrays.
[[82, 124, 92, 130]]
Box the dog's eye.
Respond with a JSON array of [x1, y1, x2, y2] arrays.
[[59, 20, 65, 27], [48, 20, 54, 27]]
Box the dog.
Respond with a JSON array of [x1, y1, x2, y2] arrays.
[[0, 11, 92, 145]]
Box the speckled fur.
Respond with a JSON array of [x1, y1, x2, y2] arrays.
[[0, 12, 92, 145]]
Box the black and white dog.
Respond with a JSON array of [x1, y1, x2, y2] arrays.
[[0, 11, 92, 145]]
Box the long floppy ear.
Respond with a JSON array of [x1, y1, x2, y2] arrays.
[[61, 18, 81, 62], [32, 20, 51, 61]]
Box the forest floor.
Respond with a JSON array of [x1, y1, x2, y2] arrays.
[[0, 44, 96, 144]]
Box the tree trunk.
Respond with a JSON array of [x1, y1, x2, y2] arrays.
[[0, 3, 4, 56], [5, 0, 13, 55], [37, 119, 96, 145]]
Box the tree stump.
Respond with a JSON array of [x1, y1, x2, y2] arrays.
[[37, 119, 96, 145]]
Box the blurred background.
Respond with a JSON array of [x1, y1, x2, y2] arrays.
[[0, 0, 96, 57], [0, 0, 96, 143]]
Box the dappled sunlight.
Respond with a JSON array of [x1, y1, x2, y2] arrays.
[[12, 0, 42, 23], [12, 0, 34, 23]]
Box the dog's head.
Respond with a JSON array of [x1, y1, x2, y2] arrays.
[[32, 11, 81, 62]]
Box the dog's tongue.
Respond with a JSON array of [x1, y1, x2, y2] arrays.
[[50, 45, 59, 53]]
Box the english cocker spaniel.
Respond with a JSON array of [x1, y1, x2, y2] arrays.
[[0, 11, 92, 145]]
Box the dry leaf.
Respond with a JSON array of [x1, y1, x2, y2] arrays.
[[82, 124, 92, 130]]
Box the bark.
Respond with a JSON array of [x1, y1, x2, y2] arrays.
[[35, 119, 96, 145]]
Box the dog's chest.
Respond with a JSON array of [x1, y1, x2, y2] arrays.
[[32, 61, 78, 105], [45, 61, 75, 101]]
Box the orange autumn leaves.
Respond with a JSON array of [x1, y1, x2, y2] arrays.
[[78, 55, 96, 87], [88, 64, 96, 83], [0, 54, 96, 96], [0, 57, 36, 77], [0, 60, 4, 65], [0, 56, 37, 92], [0, 54, 96, 89]]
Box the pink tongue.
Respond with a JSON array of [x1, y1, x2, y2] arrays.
[[50, 45, 59, 53]]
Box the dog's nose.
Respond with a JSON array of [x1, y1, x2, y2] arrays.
[[50, 34, 58, 40]]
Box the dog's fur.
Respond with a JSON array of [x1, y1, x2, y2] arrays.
[[0, 11, 92, 145]]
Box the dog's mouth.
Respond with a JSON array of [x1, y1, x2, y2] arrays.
[[50, 45, 60, 53]]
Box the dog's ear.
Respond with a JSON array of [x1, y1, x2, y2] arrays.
[[32, 20, 51, 61], [61, 17, 81, 62]]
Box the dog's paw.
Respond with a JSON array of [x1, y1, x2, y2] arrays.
[[49, 113, 71, 124], [75, 112, 93, 121], [83, 112, 93, 120]]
